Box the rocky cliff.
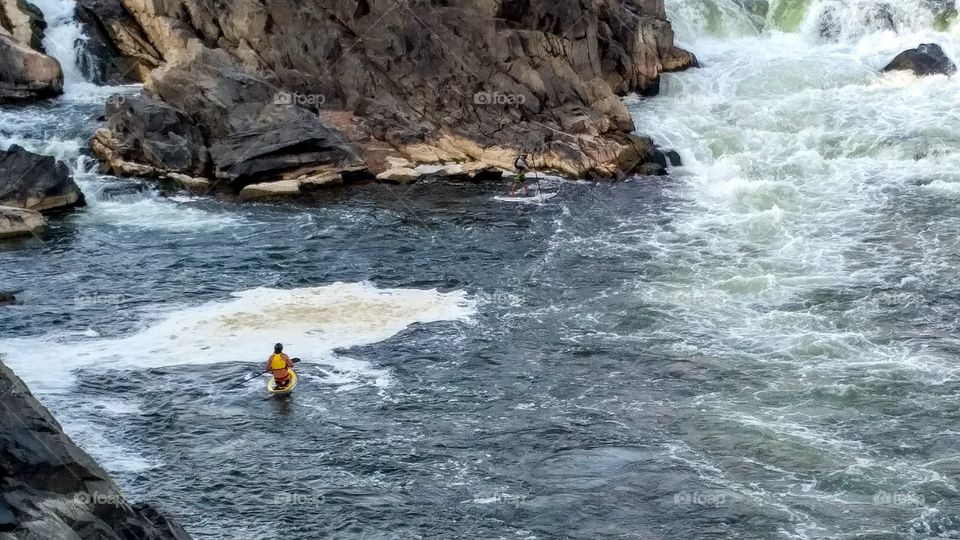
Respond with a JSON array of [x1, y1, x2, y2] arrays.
[[83, 0, 695, 196], [0, 359, 191, 539]]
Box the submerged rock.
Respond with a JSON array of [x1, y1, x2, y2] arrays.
[[0, 145, 85, 212], [0, 291, 15, 304], [0, 359, 191, 538], [882, 43, 957, 77], [817, 2, 897, 41], [85, 0, 696, 189], [0, 205, 43, 239]]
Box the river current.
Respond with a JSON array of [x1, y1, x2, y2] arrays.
[[2, 0, 960, 538]]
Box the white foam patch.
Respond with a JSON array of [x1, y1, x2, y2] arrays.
[[0, 283, 475, 392]]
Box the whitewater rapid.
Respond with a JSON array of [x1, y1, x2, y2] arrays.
[[618, 0, 960, 536]]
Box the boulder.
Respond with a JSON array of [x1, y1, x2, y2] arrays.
[[84, 0, 696, 183], [0, 205, 42, 238], [635, 162, 667, 176], [882, 43, 957, 77], [665, 150, 683, 167], [0, 145, 85, 212], [141, 43, 364, 188], [0, 0, 46, 51], [0, 31, 62, 101], [0, 291, 16, 304], [91, 95, 209, 179], [0, 359, 192, 538]]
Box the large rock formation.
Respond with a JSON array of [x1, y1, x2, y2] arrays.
[[0, 145, 85, 212], [85, 0, 695, 193], [0, 0, 62, 102], [882, 43, 957, 77], [0, 360, 191, 538]]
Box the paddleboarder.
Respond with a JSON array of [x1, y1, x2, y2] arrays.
[[265, 343, 295, 390], [511, 154, 530, 196]]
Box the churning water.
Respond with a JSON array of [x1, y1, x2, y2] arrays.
[[2, 0, 960, 538]]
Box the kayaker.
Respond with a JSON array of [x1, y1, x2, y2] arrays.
[[266, 343, 294, 389], [511, 154, 530, 195]]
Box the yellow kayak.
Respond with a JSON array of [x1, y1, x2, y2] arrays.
[[267, 369, 298, 396]]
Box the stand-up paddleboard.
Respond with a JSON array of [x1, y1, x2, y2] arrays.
[[267, 369, 298, 396], [494, 191, 558, 204]]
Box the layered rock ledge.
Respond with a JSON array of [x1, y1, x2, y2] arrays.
[[0, 359, 191, 538], [83, 0, 695, 196]]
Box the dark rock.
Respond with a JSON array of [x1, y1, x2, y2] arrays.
[[0, 145, 85, 212], [0, 359, 191, 538], [0, 292, 15, 304], [91, 95, 209, 179], [635, 162, 667, 176], [665, 150, 683, 167], [650, 149, 669, 169], [882, 43, 957, 77]]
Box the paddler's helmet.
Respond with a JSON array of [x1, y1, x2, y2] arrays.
[[274, 343, 284, 353]]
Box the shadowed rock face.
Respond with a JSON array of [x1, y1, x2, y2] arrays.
[[86, 0, 696, 189], [0, 145, 85, 212], [882, 43, 957, 77], [0, 360, 192, 538]]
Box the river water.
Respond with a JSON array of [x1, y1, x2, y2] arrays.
[[2, 1, 960, 538]]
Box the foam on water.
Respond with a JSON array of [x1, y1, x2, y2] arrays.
[[0, 282, 476, 392]]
